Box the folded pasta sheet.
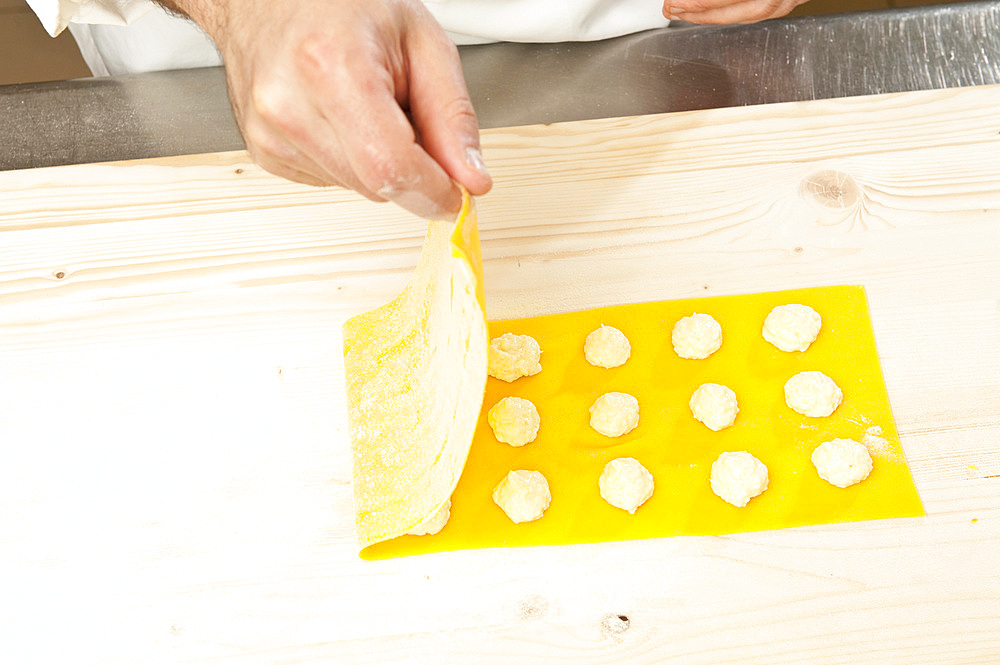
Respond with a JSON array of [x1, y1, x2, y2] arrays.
[[343, 193, 487, 549]]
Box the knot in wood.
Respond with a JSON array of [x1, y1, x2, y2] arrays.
[[799, 170, 861, 211], [601, 613, 630, 636], [517, 595, 548, 620]]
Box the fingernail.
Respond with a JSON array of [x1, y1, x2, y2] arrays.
[[465, 146, 491, 179]]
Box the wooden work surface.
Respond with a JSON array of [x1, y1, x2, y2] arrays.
[[1, 84, 998, 664]]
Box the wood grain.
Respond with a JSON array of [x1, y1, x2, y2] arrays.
[[1, 85, 999, 664]]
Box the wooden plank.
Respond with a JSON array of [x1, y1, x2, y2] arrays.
[[0, 84, 998, 664]]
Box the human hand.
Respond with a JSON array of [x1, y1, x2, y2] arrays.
[[161, 0, 492, 219], [664, 0, 810, 24]]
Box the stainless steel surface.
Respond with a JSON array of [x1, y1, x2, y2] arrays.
[[2, 2, 999, 172], [1, 68, 238, 171], [460, 2, 1000, 127]]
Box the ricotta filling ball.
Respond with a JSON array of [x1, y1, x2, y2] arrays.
[[689, 383, 739, 431], [599, 457, 654, 513], [672, 312, 723, 359], [487, 396, 540, 447], [488, 333, 542, 382], [492, 470, 551, 523], [763, 304, 822, 352], [710, 451, 769, 507], [784, 370, 843, 417], [588, 392, 640, 437], [406, 498, 451, 536], [584, 325, 631, 368], [812, 438, 873, 488]]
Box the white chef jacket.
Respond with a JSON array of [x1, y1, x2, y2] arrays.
[[27, 0, 671, 76]]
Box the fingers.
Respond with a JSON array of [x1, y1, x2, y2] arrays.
[[665, 0, 807, 24], [240, 78, 389, 202], [298, 33, 466, 219], [405, 11, 493, 198], [240, 108, 373, 193]]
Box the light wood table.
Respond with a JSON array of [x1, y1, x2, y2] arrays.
[[1, 84, 998, 664]]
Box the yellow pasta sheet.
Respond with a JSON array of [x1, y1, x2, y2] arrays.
[[362, 284, 924, 559]]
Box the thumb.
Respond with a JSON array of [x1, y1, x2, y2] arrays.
[[405, 16, 493, 197]]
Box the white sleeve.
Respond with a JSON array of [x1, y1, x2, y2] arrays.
[[425, 0, 670, 45], [26, 0, 155, 37]]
